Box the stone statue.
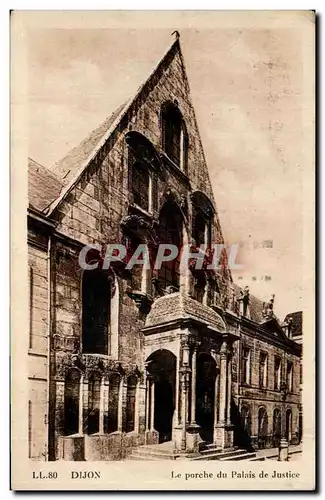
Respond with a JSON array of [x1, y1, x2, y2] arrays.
[[238, 286, 250, 317], [262, 294, 275, 319]]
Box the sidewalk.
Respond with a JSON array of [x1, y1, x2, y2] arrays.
[[254, 443, 302, 461]]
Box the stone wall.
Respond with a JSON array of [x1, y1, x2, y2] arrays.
[[28, 242, 49, 459]]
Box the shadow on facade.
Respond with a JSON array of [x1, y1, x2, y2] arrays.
[[231, 400, 255, 452]]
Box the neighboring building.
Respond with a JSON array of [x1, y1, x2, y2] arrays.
[[27, 33, 302, 461], [283, 311, 303, 443]]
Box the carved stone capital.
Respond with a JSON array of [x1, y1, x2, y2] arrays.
[[126, 288, 153, 314]]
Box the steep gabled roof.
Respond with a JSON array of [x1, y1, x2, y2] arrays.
[[50, 101, 127, 186], [45, 35, 183, 216], [28, 157, 63, 212], [233, 282, 288, 341]]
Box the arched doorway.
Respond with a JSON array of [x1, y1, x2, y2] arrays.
[[286, 409, 292, 443], [272, 408, 282, 447], [146, 349, 176, 443], [64, 368, 81, 436], [258, 407, 268, 449], [196, 353, 217, 443], [241, 405, 252, 436]]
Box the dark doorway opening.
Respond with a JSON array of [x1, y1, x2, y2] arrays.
[[272, 408, 281, 448], [154, 377, 174, 443], [286, 409, 292, 443], [64, 369, 80, 436], [146, 349, 176, 444], [258, 407, 268, 449], [196, 353, 217, 443]]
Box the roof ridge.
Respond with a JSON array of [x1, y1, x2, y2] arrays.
[[46, 34, 181, 216]]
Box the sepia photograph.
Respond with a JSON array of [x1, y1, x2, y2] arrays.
[[11, 10, 315, 490]]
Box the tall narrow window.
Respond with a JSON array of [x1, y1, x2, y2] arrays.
[[259, 352, 268, 388], [300, 362, 303, 385], [125, 375, 137, 433], [107, 374, 120, 434], [88, 373, 101, 434], [82, 269, 110, 355], [287, 361, 293, 392], [157, 201, 183, 290], [241, 347, 251, 385], [193, 211, 206, 247], [240, 405, 251, 436], [274, 356, 281, 390], [286, 409, 292, 442], [161, 102, 187, 170], [132, 161, 150, 211], [272, 408, 281, 447], [64, 369, 80, 436], [258, 407, 268, 449]]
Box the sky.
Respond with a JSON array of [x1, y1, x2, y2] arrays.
[[26, 16, 310, 319]]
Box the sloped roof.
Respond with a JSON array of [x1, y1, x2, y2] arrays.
[[50, 102, 127, 186], [46, 36, 182, 215], [284, 311, 303, 337], [145, 292, 227, 333], [28, 157, 63, 212]]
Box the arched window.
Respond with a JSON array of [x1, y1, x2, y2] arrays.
[[107, 374, 120, 434], [240, 405, 252, 436], [273, 408, 282, 447], [125, 375, 137, 433], [191, 192, 213, 248], [193, 210, 207, 247], [157, 201, 183, 290], [64, 369, 81, 436], [82, 269, 110, 355], [161, 102, 187, 170], [88, 373, 101, 434], [132, 161, 150, 211], [258, 407, 268, 449]]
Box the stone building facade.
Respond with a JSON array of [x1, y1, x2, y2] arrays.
[[27, 34, 302, 461]]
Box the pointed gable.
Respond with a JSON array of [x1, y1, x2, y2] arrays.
[[50, 102, 127, 186], [45, 34, 217, 220]]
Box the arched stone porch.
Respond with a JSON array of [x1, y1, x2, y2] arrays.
[[142, 291, 239, 454]]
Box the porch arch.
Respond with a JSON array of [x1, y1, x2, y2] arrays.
[[146, 349, 177, 443]]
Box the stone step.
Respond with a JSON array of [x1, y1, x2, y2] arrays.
[[219, 452, 256, 461], [129, 450, 179, 460], [129, 454, 164, 461], [190, 448, 255, 461]]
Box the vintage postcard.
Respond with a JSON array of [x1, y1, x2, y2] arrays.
[[11, 10, 315, 491]]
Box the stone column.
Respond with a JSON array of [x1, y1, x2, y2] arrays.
[[117, 376, 124, 432], [150, 378, 155, 430], [99, 376, 105, 434], [103, 378, 109, 434], [218, 341, 228, 425], [190, 347, 197, 424], [179, 366, 190, 451], [180, 339, 190, 451], [82, 379, 89, 435], [214, 341, 228, 448], [226, 354, 232, 425], [174, 355, 180, 426], [145, 376, 150, 431], [134, 378, 141, 433], [214, 371, 219, 429], [78, 375, 84, 435]]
